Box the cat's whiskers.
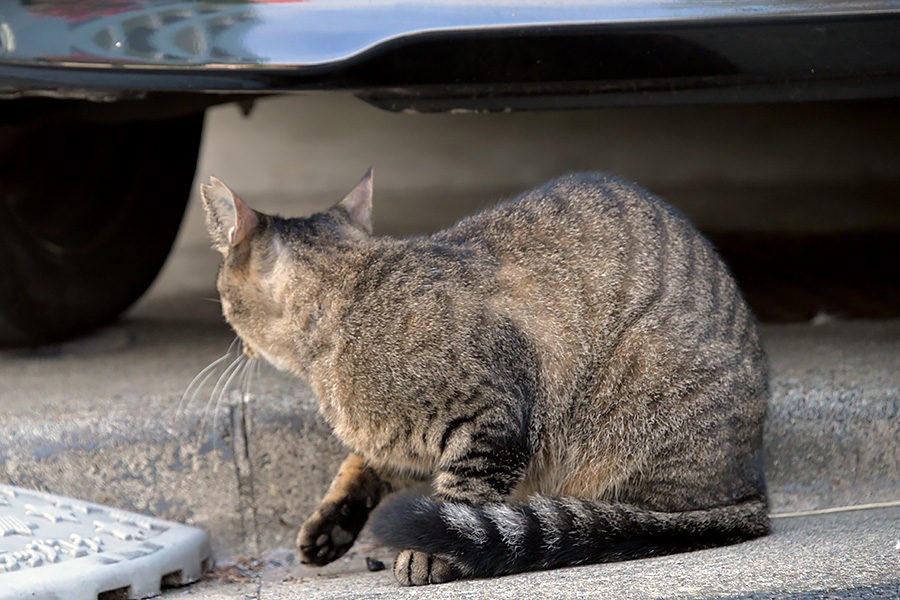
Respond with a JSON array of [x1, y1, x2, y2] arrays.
[[177, 354, 229, 429], [179, 336, 267, 445], [177, 337, 241, 420], [203, 351, 246, 438]]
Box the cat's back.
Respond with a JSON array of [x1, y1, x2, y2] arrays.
[[437, 173, 681, 249], [440, 173, 743, 334], [354, 172, 761, 379]]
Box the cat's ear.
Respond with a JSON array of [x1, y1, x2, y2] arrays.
[[200, 176, 259, 251], [337, 168, 373, 235]]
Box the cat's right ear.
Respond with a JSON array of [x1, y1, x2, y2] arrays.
[[200, 176, 259, 252], [337, 168, 373, 235]]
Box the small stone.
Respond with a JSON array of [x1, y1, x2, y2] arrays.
[[365, 556, 386, 572]]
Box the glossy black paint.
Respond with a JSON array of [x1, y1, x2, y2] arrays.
[[0, 1, 898, 111]]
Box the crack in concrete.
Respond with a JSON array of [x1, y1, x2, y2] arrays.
[[231, 401, 260, 555]]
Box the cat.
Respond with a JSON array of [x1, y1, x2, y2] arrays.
[[200, 170, 769, 586]]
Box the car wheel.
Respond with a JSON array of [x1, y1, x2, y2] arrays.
[[0, 112, 203, 347]]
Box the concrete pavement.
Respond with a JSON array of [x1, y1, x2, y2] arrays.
[[161, 507, 900, 600]]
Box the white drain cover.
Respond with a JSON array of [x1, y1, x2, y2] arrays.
[[0, 484, 210, 600]]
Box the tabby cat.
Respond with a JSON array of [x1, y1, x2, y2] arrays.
[[201, 171, 769, 586]]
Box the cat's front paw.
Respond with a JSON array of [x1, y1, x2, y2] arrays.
[[393, 549, 460, 586], [297, 506, 359, 566]]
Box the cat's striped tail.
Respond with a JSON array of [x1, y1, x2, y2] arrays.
[[370, 494, 769, 579]]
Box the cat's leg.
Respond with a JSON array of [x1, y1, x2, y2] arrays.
[[298, 452, 392, 566], [392, 411, 533, 585]]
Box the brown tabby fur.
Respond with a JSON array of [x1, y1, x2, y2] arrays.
[[201, 171, 769, 586]]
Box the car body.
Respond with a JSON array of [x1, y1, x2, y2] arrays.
[[3, 1, 900, 111], [1, 0, 898, 346]]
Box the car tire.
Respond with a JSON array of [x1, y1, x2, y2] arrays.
[[0, 112, 204, 348]]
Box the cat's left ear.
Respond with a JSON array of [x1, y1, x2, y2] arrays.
[[200, 176, 259, 252], [337, 168, 373, 235]]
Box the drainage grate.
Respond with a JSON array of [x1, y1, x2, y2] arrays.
[[0, 484, 211, 600]]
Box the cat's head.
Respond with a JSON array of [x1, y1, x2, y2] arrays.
[[200, 170, 373, 369]]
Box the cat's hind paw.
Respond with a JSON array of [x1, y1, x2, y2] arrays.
[[393, 549, 460, 586]]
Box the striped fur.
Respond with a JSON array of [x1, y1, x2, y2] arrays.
[[371, 495, 769, 580], [202, 171, 770, 586]]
